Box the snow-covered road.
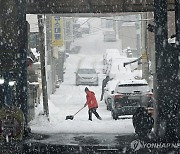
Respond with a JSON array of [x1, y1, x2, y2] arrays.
[[29, 18, 135, 135]]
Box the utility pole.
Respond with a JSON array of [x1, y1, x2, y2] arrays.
[[38, 15, 49, 118], [141, 13, 149, 83], [154, 0, 179, 142]]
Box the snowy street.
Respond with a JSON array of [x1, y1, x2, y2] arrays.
[[29, 18, 135, 138], [1, 1, 179, 153]]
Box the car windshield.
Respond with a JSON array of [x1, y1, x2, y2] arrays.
[[77, 69, 96, 74]]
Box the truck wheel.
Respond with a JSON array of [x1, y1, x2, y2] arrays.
[[112, 111, 118, 120]]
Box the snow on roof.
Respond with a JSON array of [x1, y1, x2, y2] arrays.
[[106, 79, 119, 91], [27, 56, 34, 62], [31, 48, 40, 59], [168, 37, 175, 43], [26, 14, 38, 32]]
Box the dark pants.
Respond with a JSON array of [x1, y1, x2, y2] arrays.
[[88, 108, 101, 120], [100, 89, 104, 101]]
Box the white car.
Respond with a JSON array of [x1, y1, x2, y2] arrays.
[[75, 68, 98, 86]]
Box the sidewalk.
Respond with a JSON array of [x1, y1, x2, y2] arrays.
[[22, 133, 136, 153]]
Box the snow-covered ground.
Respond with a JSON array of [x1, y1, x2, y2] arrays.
[[29, 18, 137, 135]]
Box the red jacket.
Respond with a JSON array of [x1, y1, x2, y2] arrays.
[[86, 91, 98, 109]]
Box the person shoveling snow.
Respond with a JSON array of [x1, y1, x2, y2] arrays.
[[84, 87, 102, 121]]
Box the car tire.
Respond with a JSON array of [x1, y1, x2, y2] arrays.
[[107, 98, 112, 111], [109, 105, 112, 111], [111, 111, 118, 120], [107, 105, 112, 111]]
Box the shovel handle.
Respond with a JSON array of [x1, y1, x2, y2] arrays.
[[73, 106, 85, 116]]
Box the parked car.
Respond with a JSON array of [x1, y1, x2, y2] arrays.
[[110, 79, 154, 120], [75, 68, 98, 86]]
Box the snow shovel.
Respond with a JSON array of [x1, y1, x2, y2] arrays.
[[65, 106, 85, 120]]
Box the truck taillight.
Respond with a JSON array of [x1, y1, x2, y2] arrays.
[[114, 94, 124, 99]]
